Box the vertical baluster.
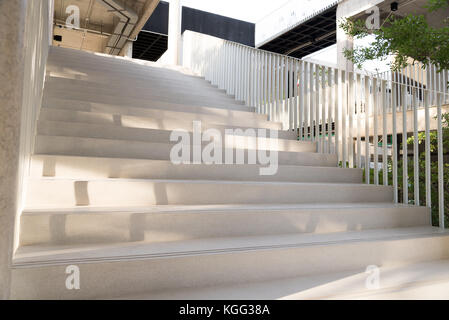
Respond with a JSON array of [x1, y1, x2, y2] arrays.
[[432, 64, 437, 105], [424, 90, 431, 220], [316, 66, 321, 152], [356, 74, 362, 168], [412, 87, 419, 206], [402, 84, 408, 204], [437, 93, 445, 229], [284, 56, 289, 130], [303, 62, 309, 140], [269, 54, 274, 121], [303, 62, 308, 140], [246, 47, 250, 105], [235, 45, 240, 100], [364, 76, 370, 183], [299, 61, 304, 140], [242, 47, 246, 102], [267, 54, 273, 120], [291, 59, 295, 132], [294, 60, 299, 134], [334, 69, 339, 157], [310, 64, 315, 141], [341, 70, 347, 168], [382, 80, 388, 186], [373, 78, 379, 185], [262, 52, 267, 115], [348, 72, 354, 168], [321, 67, 327, 153], [276, 55, 281, 122], [392, 76, 399, 203], [327, 67, 332, 153], [256, 51, 261, 113]]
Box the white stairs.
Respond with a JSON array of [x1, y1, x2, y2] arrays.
[[10, 46, 449, 299]]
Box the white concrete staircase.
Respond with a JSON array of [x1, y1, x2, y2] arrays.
[[10, 46, 449, 299]]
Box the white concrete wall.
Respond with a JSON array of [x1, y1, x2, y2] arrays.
[[0, 0, 52, 299], [16, 0, 53, 251]]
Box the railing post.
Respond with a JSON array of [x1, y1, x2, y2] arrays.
[[402, 84, 408, 204], [381, 80, 388, 185], [364, 76, 370, 183], [356, 74, 362, 168], [437, 93, 445, 229], [392, 78, 399, 203], [348, 72, 354, 167], [373, 78, 379, 185], [424, 90, 431, 219], [413, 87, 419, 206]]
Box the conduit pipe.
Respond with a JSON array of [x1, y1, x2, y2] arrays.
[[96, 0, 138, 55]]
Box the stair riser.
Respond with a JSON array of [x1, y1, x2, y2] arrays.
[[19, 206, 429, 246], [30, 156, 359, 182], [25, 179, 393, 207], [47, 59, 205, 80], [36, 122, 314, 153], [11, 235, 449, 299], [44, 89, 243, 110], [39, 108, 281, 131], [45, 81, 239, 103], [43, 97, 261, 121], [34, 136, 332, 166], [47, 71, 227, 97]]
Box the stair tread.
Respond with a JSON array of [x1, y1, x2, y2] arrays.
[[43, 97, 259, 118], [36, 120, 308, 145], [27, 177, 380, 186], [115, 259, 449, 300], [22, 202, 418, 214], [13, 227, 447, 266], [39, 107, 282, 130], [30, 154, 343, 169]]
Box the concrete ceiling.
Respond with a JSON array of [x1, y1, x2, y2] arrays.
[[352, 0, 449, 29], [53, 0, 159, 54]]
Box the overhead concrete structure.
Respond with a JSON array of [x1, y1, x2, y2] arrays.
[[52, 0, 159, 55], [167, 0, 182, 65], [257, 0, 340, 58]]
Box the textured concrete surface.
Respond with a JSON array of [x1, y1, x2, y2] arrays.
[[0, 0, 26, 300]]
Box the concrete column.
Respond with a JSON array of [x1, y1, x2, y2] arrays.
[[336, 0, 384, 71], [167, 0, 182, 65], [0, 0, 27, 299], [122, 41, 134, 58], [336, 1, 354, 72]]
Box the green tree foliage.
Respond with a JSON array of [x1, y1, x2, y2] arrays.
[[339, 0, 449, 71], [364, 113, 449, 226]]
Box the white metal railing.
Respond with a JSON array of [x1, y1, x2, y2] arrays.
[[182, 31, 449, 228]]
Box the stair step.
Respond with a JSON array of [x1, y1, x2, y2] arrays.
[[45, 77, 240, 104], [10, 227, 449, 299], [25, 178, 393, 207], [34, 135, 333, 166], [39, 107, 282, 131], [36, 121, 313, 152], [46, 73, 233, 97], [116, 259, 449, 300], [43, 95, 260, 119], [30, 155, 358, 182], [19, 204, 429, 246], [44, 90, 247, 112]]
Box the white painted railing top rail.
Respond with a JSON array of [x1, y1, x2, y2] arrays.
[[182, 31, 449, 228]]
